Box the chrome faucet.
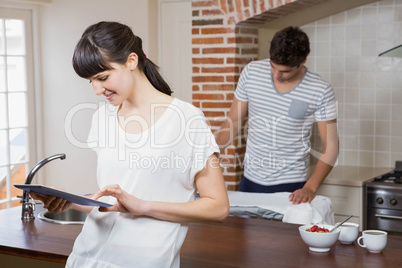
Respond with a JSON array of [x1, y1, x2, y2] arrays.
[[21, 153, 66, 221]]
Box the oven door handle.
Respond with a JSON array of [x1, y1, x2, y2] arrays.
[[374, 213, 402, 220]]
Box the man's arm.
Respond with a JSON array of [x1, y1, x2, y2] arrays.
[[215, 96, 248, 153], [289, 119, 339, 204]]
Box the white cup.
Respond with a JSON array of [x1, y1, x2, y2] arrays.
[[338, 222, 359, 244], [357, 230, 387, 253]]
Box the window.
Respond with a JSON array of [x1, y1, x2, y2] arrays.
[[0, 7, 36, 209]]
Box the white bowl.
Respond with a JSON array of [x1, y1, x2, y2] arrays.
[[299, 224, 341, 252]]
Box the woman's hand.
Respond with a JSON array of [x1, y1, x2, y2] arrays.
[[29, 192, 72, 213], [93, 184, 144, 214]]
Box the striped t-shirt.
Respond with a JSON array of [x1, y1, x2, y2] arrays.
[[235, 59, 337, 186]]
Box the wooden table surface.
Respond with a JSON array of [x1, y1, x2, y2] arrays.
[[181, 218, 402, 268], [1, 205, 402, 267]]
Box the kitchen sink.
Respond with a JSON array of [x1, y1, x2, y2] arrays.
[[38, 209, 88, 224]]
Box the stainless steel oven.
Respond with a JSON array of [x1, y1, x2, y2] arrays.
[[364, 161, 402, 235]]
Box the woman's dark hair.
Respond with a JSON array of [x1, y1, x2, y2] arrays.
[[72, 21, 171, 95], [269, 26, 310, 67]]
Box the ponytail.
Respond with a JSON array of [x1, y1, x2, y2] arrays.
[[143, 59, 172, 96]]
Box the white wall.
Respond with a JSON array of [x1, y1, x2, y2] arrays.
[[302, 0, 402, 168], [160, 0, 192, 103], [37, 0, 153, 194]]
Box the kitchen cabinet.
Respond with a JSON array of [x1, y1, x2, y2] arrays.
[[315, 166, 391, 230], [316, 184, 362, 226]]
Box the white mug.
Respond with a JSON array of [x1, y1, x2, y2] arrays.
[[357, 230, 387, 253], [338, 222, 359, 244]]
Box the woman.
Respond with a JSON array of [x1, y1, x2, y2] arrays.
[[31, 21, 229, 267]]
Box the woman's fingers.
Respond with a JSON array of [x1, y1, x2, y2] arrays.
[[37, 195, 69, 213], [29, 192, 48, 202], [99, 204, 119, 213], [94, 185, 131, 214], [93, 184, 121, 200], [42, 195, 56, 208], [52, 198, 69, 213], [47, 197, 63, 211]]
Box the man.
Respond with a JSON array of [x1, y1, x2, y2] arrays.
[[216, 26, 338, 204]]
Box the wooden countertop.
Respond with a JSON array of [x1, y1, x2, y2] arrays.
[[1, 205, 402, 267], [322, 166, 392, 187], [0, 205, 78, 263]]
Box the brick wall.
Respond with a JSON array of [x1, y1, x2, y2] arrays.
[[191, 0, 328, 190]]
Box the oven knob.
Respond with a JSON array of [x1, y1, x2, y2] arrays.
[[376, 197, 384, 204], [390, 198, 397, 206]]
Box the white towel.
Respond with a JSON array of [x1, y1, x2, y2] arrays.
[[227, 191, 334, 225], [282, 203, 313, 224]]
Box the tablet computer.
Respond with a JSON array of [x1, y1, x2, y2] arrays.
[[14, 184, 113, 207]]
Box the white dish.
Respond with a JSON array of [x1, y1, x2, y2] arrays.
[[299, 224, 340, 253]]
